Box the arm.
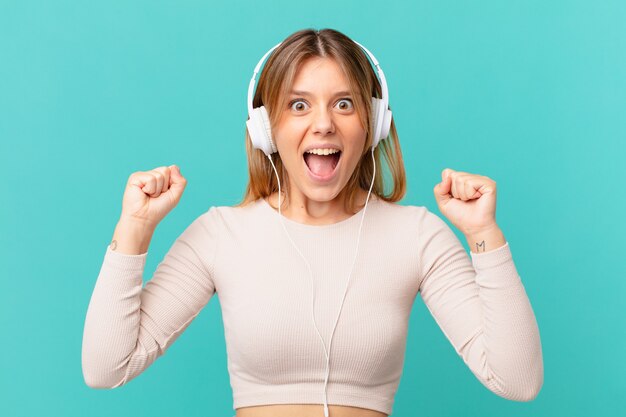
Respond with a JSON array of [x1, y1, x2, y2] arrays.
[[81, 207, 219, 388], [417, 209, 543, 401]]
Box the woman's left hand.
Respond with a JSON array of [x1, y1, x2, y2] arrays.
[[433, 168, 498, 235]]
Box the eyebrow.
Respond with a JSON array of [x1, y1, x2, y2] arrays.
[[289, 89, 352, 97]]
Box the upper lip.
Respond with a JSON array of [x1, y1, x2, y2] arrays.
[[302, 143, 343, 154]]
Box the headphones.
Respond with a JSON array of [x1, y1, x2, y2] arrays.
[[246, 39, 392, 155]]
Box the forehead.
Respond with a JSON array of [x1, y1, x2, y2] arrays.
[[291, 56, 350, 92]]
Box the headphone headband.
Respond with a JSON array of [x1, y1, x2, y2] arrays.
[[247, 41, 282, 116]]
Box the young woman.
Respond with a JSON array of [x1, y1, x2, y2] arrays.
[[82, 28, 543, 417]]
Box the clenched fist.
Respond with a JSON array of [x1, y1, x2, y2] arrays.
[[119, 165, 187, 228], [433, 168, 498, 235]]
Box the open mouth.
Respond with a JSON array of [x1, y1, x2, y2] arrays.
[[303, 151, 341, 180]]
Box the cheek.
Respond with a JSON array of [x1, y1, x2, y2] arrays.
[[275, 117, 308, 139], [342, 126, 367, 156], [275, 123, 308, 154], [339, 114, 367, 140]]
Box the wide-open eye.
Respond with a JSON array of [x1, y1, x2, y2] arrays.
[[335, 98, 353, 111], [289, 99, 309, 112]]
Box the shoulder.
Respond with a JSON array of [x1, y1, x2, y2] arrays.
[[194, 199, 259, 220], [374, 198, 434, 223], [192, 199, 267, 233], [375, 199, 455, 238], [209, 199, 262, 220]]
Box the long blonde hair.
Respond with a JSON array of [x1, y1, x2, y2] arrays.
[[234, 28, 406, 214]]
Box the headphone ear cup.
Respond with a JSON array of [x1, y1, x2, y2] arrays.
[[370, 97, 383, 148], [246, 106, 277, 155], [380, 107, 392, 141], [259, 106, 277, 154], [370, 97, 392, 149]]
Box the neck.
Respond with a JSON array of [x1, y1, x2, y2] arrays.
[[266, 188, 371, 226]]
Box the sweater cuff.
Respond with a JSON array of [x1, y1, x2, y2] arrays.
[[469, 240, 511, 269], [470, 241, 523, 288], [104, 244, 148, 270]]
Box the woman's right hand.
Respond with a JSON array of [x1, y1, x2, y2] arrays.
[[119, 165, 187, 228]]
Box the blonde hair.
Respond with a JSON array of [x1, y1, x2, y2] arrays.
[[234, 28, 407, 214]]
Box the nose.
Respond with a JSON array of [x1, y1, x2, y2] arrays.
[[312, 106, 335, 136]]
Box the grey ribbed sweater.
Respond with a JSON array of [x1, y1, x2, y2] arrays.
[[81, 197, 543, 415]]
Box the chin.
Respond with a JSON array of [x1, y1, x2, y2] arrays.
[[294, 180, 344, 203]]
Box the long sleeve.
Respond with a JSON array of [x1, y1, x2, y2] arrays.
[[417, 209, 543, 401], [81, 207, 219, 389]]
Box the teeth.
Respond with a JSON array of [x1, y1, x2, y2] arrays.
[[305, 148, 340, 155]]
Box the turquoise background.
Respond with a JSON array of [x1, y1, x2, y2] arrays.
[[1, 0, 624, 416]]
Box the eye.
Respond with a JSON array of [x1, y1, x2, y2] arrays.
[[335, 98, 354, 111], [289, 99, 309, 112]]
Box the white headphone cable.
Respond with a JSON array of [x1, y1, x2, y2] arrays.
[[266, 147, 376, 417]]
